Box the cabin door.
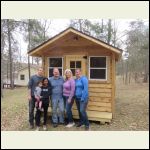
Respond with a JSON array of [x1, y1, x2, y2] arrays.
[[65, 55, 86, 77]]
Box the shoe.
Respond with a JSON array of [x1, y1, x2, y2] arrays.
[[53, 123, 58, 128], [59, 122, 65, 125], [76, 123, 84, 128], [85, 126, 90, 131], [38, 108, 43, 111], [65, 122, 75, 128], [43, 125, 47, 131], [29, 124, 34, 129], [35, 126, 40, 131]]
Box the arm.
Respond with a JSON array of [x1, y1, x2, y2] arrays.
[[81, 77, 88, 101], [48, 80, 52, 96]]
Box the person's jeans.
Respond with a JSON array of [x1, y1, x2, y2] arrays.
[[35, 99, 49, 126], [63, 96, 74, 123], [29, 96, 36, 125], [51, 96, 64, 124], [75, 99, 90, 127]]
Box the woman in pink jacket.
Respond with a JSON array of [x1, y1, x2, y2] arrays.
[[63, 69, 75, 128]]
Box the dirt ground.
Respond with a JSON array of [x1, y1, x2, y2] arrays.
[[1, 79, 149, 131]]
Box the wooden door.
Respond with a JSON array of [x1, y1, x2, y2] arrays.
[[65, 55, 86, 77]]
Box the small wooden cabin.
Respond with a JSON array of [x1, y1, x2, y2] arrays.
[[28, 27, 122, 123]]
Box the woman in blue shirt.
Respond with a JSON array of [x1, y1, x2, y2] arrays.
[[75, 69, 90, 130]]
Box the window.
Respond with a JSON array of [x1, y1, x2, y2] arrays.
[[20, 74, 25, 80], [89, 56, 107, 80], [70, 61, 81, 76], [49, 58, 63, 77]]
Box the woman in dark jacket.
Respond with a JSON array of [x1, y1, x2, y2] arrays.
[[35, 78, 51, 131]]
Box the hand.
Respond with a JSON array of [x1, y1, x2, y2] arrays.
[[28, 95, 32, 101], [68, 99, 71, 103]]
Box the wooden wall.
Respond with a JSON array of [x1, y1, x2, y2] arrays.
[[42, 47, 115, 122]]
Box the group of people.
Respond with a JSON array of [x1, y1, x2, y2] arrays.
[[28, 67, 90, 131]]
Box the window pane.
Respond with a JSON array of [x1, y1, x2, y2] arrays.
[[20, 75, 25, 80], [90, 69, 106, 79], [70, 61, 75, 68], [90, 57, 106, 68], [49, 58, 62, 67], [49, 68, 62, 77], [76, 61, 81, 68], [71, 69, 75, 76]]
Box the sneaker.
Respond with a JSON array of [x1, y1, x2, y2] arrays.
[[59, 122, 65, 125], [53, 123, 58, 128], [85, 126, 90, 131], [29, 124, 34, 129], [43, 125, 47, 131], [65, 122, 75, 128], [76, 123, 84, 128], [38, 108, 43, 111], [35, 126, 40, 131]]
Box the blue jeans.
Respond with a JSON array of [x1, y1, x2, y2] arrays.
[[29, 96, 36, 125], [63, 96, 74, 123], [51, 96, 64, 124], [75, 99, 89, 127]]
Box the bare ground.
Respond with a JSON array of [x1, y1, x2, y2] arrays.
[[1, 81, 149, 131]]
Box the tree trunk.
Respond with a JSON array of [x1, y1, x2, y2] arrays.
[[101, 19, 104, 33], [128, 72, 131, 84], [134, 72, 138, 83], [28, 19, 31, 80], [121, 60, 125, 84], [143, 59, 148, 83], [7, 19, 14, 89], [79, 19, 82, 32], [1, 80, 3, 98], [107, 19, 112, 44], [125, 60, 128, 85]]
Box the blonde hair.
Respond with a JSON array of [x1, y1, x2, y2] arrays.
[[64, 69, 72, 76]]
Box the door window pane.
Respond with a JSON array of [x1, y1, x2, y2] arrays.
[[76, 61, 81, 68], [70, 61, 75, 68]]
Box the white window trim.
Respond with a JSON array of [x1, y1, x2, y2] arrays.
[[48, 57, 63, 77], [89, 56, 107, 81]]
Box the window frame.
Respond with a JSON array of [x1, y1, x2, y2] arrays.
[[20, 74, 25, 80], [48, 57, 63, 77], [70, 60, 82, 76], [89, 56, 107, 81]]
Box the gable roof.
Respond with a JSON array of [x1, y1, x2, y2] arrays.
[[28, 27, 122, 58]]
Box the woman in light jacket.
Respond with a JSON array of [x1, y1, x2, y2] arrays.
[[63, 69, 75, 128]]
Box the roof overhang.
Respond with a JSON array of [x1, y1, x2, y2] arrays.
[[28, 27, 123, 61]]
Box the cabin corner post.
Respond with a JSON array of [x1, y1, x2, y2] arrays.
[[111, 53, 116, 118], [42, 56, 48, 77]]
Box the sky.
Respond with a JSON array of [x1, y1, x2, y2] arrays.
[[19, 19, 148, 61]]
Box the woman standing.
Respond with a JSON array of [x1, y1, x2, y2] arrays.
[[75, 69, 90, 131], [35, 78, 51, 131], [63, 69, 75, 128]]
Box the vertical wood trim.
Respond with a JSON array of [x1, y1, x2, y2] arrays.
[[42, 56, 46, 76], [107, 56, 110, 83], [45, 57, 48, 77], [111, 53, 116, 118]]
